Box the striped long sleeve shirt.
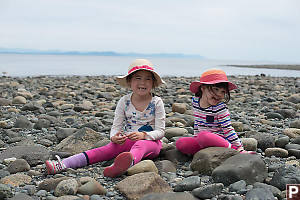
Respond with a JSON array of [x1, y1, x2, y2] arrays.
[[192, 96, 243, 148]]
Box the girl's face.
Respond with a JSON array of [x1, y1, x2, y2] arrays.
[[129, 70, 154, 97], [200, 85, 226, 107]]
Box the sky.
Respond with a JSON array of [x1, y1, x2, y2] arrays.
[[0, 0, 300, 63]]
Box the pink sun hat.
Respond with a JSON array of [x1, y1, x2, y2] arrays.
[[190, 69, 238, 93], [116, 59, 165, 88]]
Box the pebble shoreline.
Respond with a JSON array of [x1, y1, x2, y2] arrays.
[[0, 74, 299, 200]]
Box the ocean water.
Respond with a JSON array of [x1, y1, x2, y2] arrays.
[[0, 54, 300, 77]]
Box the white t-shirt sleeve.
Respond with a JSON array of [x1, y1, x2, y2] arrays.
[[144, 97, 165, 140], [109, 97, 125, 139]]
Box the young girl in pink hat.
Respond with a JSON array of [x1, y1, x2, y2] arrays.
[[176, 69, 255, 155], [45, 59, 166, 177]]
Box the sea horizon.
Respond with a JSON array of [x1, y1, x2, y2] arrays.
[[1, 53, 300, 78]]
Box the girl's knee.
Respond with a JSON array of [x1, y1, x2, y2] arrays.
[[175, 138, 185, 149], [131, 140, 161, 153], [176, 138, 191, 153], [176, 137, 202, 155], [133, 140, 152, 148], [197, 131, 221, 143], [198, 130, 213, 138], [130, 140, 161, 163]]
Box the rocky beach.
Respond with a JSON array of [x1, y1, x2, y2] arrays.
[[0, 74, 300, 200]]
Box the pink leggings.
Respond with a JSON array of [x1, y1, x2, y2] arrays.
[[176, 131, 235, 155], [85, 139, 162, 165]]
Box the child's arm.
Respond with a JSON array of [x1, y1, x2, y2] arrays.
[[217, 104, 243, 149], [110, 97, 126, 139], [144, 97, 165, 140]]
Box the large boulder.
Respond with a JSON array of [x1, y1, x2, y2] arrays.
[[116, 172, 172, 200], [190, 147, 238, 175], [0, 146, 50, 166], [141, 192, 196, 200], [269, 165, 300, 190], [54, 127, 107, 155], [212, 154, 267, 186]]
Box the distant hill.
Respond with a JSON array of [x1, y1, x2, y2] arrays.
[[0, 47, 204, 58]]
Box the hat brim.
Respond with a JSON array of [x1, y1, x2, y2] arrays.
[[190, 80, 237, 93], [116, 68, 165, 88]]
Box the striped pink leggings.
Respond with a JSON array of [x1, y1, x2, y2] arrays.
[[176, 131, 236, 155]]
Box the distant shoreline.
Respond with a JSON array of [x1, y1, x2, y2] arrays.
[[225, 64, 300, 71], [0, 51, 204, 59]]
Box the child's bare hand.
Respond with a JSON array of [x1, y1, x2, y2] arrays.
[[111, 132, 127, 144], [127, 132, 146, 141]]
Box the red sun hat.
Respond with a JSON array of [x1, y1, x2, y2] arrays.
[[116, 59, 165, 88], [190, 69, 237, 93]]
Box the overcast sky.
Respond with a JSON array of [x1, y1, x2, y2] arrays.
[[0, 0, 299, 62]]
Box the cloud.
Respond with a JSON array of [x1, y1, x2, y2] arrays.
[[0, 0, 300, 62]]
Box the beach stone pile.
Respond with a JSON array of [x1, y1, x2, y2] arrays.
[[0, 75, 299, 200]]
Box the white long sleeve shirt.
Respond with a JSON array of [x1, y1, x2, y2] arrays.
[[110, 93, 165, 140]]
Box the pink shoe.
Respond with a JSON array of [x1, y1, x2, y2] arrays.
[[240, 150, 256, 154], [103, 152, 133, 178], [45, 155, 67, 175]]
